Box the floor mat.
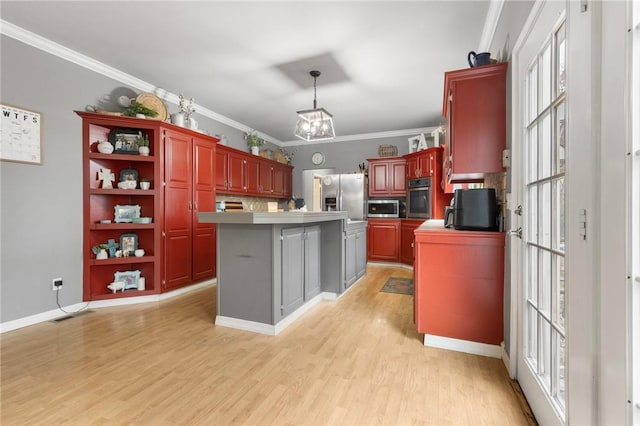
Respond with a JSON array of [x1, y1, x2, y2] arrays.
[[380, 276, 413, 295]]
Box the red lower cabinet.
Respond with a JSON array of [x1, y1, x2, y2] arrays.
[[367, 219, 401, 262], [414, 227, 505, 345], [400, 220, 423, 265]]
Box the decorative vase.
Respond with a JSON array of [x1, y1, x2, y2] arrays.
[[140, 181, 151, 190], [171, 112, 185, 127], [96, 249, 108, 260], [251, 146, 260, 155], [97, 141, 114, 154], [138, 146, 150, 156]]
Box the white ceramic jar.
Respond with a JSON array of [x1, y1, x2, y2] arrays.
[[97, 141, 114, 154]]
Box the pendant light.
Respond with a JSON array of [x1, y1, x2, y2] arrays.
[[294, 70, 335, 142]]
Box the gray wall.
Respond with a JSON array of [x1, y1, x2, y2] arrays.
[[0, 36, 244, 323], [488, 0, 535, 357]]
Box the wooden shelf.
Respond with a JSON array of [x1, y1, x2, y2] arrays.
[[88, 152, 155, 162], [90, 188, 156, 195], [90, 256, 156, 266], [90, 223, 155, 230]]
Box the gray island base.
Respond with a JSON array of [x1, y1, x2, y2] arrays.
[[198, 212, 367, 335]]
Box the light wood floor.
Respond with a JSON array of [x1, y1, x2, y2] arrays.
[[1, 265, 532, 425]]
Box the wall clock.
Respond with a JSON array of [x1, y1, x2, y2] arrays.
[[311, 152, 325, 165]]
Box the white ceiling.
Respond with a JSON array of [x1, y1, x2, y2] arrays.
[[1, 1, 492, 144]]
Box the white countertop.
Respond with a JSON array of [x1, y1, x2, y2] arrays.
[[199, 211, 349, 225], [416, 219, 446, 230]]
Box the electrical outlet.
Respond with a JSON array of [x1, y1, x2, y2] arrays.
[[52, 278, 63, 291]]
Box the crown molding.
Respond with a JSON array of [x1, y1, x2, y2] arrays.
[[1, 19, 435, 148], [478, 0, 505, 52], [0, 20, 260, 135]]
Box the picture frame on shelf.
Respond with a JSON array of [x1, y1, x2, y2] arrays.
[[119, 168, 138, 183], [114, 204, 141, 223], [114, 270, 141, 290], [109, 128, 140, 154], [119, 233, 138, 256]]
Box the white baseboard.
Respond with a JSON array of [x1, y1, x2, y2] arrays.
[[424, 334, 502, 358], [367, 261, 413, 271], [0, 279, 216, 334]]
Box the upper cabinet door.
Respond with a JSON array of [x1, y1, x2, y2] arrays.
[[389, 160, 407, 194], [215, 146, 229, 191], [443, 63, 508, 182]]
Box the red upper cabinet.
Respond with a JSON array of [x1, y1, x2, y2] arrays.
[[405, 151, 431, 180], [368, 157, 406, 197], [227, 150, 246, 193], [442, 63, 508, 183], [216, 145, 293, 199]]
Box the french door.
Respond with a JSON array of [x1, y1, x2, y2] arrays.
[[630, 1, 640, 423], [511, 2, 567, 424]]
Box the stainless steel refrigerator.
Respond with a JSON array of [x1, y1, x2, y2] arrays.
[[321, 174, 367, 220]]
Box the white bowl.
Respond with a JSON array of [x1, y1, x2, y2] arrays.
[[117, 180, 137, 189]]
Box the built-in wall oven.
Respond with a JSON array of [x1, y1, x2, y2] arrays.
[[407, 177, 431, 218]]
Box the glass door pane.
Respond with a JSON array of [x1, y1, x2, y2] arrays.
[[523, 18, 567, 422]]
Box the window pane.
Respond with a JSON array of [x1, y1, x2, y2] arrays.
[[529, 124, 539, 183], [541, 181, 551, 247], [553, 178, 565, 251], [528, 246, 539, 304], [555, 102, 566, 174], [556, 22, 566, 95], [527, 303, 539, 365], [540, 112, 552, 178], [540, 249, 552, 317], [529, 185, 539, 243], [529, 65, 538, 123], [541, 43, 552, 109], [539, 317, 552, 391], [554, 331, 567, 411], [553, 253, 566, 330]]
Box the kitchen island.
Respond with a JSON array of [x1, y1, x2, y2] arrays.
[[198, 211, 366, 335]]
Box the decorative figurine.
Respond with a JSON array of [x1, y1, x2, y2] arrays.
[[107, 239, 119, 258], [98, 168, 115, 189]]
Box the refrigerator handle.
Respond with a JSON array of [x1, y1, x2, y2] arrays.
[[339, 189, 343, 212]]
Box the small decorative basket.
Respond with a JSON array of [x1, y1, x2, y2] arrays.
[[378, 145, 398, 157]]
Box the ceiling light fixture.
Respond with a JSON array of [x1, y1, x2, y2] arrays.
[[294, 70, 335, 142]]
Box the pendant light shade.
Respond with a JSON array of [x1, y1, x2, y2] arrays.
[[295, 70, 335, 142]]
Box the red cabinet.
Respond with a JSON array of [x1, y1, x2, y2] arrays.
[[442, 63, 507, 185], [367, 219, 401, 262], [160, 129, 217, 291], [368, 158, 406, 197], [216, 145, 293, 199], [79, 111, 218, 301], [414, 227, 505, 345], [405, 150, 432, 180], [400, 219, 423, 265]]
